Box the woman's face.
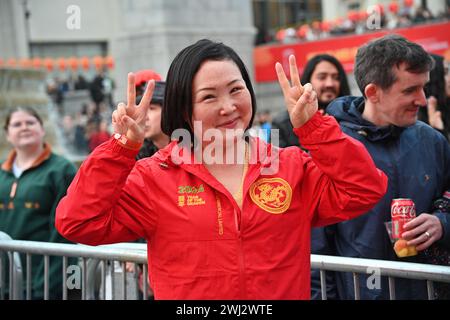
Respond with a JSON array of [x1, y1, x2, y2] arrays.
[[6, 111, 45, 149], [191, 59, 252, 146]]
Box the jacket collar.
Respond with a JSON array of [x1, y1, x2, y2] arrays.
[[328, 96, 405, 142], [1, 143, 52, 172]]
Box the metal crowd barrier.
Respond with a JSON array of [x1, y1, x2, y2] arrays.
[[0, 239, 148, 300], [311, 254, 450, 300], [0, 238, 449, 300], [0, 232, 23, 300]]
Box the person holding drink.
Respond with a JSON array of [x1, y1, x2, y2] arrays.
[[311, 34, 450, 300]]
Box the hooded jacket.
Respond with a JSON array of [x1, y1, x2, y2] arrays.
[[56, 112, 387, 300], [311, 96, 450, 300]]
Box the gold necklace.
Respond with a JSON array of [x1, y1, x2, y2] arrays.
[[232, 142, 249, 209]]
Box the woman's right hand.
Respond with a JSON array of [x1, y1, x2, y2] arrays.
[[112, 73, 155, 143], [275, 55, 318, 129]]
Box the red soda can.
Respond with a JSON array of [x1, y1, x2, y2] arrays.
[[391, 198, 416, 238]]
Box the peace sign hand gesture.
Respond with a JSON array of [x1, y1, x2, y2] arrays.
[[276, 55, 318, 128], [112, 73, 155, 143]]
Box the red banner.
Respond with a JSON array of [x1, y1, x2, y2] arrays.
[[254, 21, 450, 83]]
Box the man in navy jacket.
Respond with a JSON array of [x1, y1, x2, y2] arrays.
[[311, 34, 450, 300]]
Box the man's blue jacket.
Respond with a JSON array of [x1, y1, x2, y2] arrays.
[[311, 96, 450, 300]]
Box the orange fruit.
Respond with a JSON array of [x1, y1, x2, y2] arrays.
[[407, 246, 417, 256], [395, 247, 409, 258], [394, 239, 407, 251]]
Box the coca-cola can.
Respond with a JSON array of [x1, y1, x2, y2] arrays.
[[391, 198, 416, 238]]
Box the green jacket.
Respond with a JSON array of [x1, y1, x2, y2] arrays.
[[0, 144, 77, 299]]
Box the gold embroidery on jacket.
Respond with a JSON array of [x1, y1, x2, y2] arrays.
[[249, 178, 292, 214]]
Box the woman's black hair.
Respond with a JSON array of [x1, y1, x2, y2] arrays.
[[161, 39, 257, 140], [419, 54, 450, 136]]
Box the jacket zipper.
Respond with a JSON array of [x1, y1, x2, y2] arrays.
[[235, 164, 264, 299], [214, 192, 246, 298], [236, 216, 246, 299], [6, 179, 18, 210], [10, 180, 18, 199]]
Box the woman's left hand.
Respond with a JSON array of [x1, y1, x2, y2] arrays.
[[276, 54, 318, 128]]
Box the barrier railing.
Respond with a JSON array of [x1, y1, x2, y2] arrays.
[[1, 239, 449, 300], [311, 254, 450, 300]]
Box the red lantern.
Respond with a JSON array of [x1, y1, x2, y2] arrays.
[[67, 57, 79, 71], [44, 58, 54, 71], [389, 2, 399, 14], [57, 57, 67, 71], [404, 0, 414, 8], [7, 58, 17, 67], [359, 10, 369, 21], [32, 57, 42, 69], [297, 24, 309, 39], [335, 17, 344, 26], [348, 10, 359, 22], [92, 56, 104, 70], [19, 58, 32, 68], [104, 56, 114, 69], [374, 4, 385, 15], [321, 21, 331, 32], [312, 21, 321, 30], [80, 56, 90, 70], [276, 29, 286, 42]]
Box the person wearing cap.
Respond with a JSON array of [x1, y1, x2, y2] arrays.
[[133, 70, 170, 159]]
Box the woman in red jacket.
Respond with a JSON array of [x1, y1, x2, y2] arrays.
[[56, 39, 387, 299]]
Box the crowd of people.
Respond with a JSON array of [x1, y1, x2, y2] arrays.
[[1, 32, 449, 300], [275, 3, 449, 44], [46, 70, 116, 156]]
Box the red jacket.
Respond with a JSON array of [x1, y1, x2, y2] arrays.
[[56, 112, 387, 300]]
